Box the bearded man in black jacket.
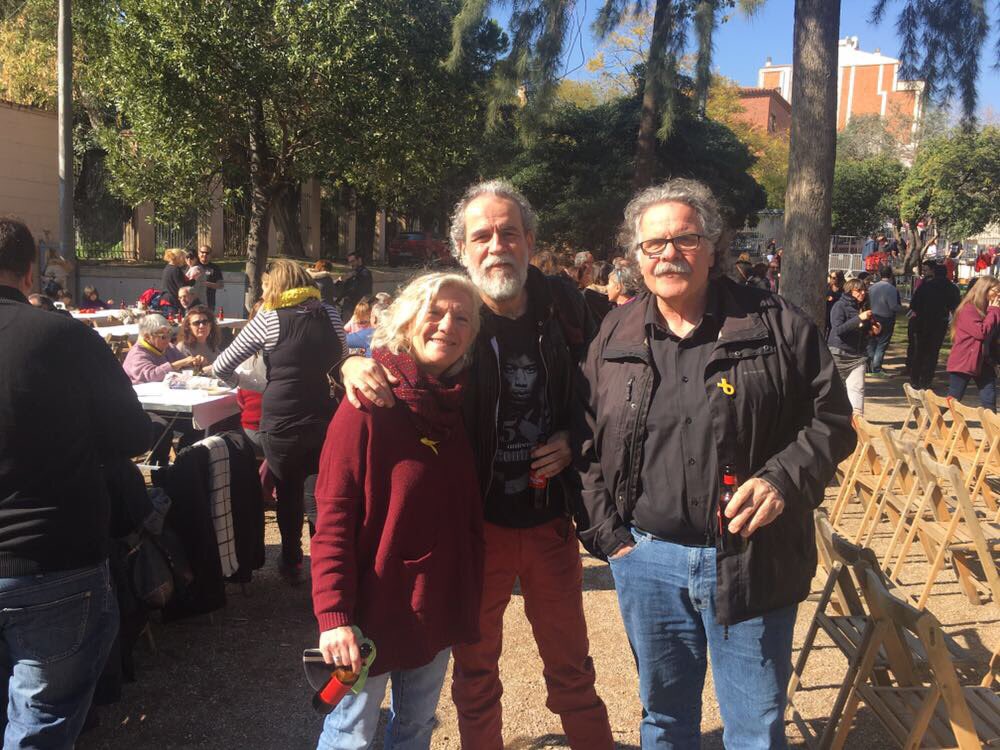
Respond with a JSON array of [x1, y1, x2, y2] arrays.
[[0, 218, 151, 747]]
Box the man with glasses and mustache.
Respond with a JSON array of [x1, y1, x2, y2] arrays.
[[574, 179, 855, 748], [340, 180, 613, 750]]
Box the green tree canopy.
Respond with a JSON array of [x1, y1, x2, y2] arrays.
[[899, 126, 1000, 239], [481, 84, 766, 253], [80, 0, 497, 302], [831, 155, 906, 236]]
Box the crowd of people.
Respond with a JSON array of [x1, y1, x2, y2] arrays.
[[3, 170, 912, 750], [819, 253, 1000, 416]]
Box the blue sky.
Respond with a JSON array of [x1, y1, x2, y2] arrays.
[[549, 0, 1000, 117]]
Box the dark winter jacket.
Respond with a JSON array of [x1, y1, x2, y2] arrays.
[[574, 278, 855, 625], [462, 265, 597, 517], [0, 286, 151, 576], [827, 294, 872, 356], [332, 265, 373, 321]]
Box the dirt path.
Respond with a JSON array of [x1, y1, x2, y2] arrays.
[[80, 343, 999, 749]]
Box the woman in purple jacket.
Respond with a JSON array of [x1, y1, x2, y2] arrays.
[[946, 278, 1000, 411]]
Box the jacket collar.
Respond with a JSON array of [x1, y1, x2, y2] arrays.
[[606, 277, 771, 358], [0, 285, 28, 305]]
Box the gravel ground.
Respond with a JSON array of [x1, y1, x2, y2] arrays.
[[79, 349, 999, 749]]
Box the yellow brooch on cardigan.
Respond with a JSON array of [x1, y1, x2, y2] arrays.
[[419, 437, 440, 455], [264, 286, 321, 311]]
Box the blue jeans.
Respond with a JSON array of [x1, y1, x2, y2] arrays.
[[609, 530, 797, 749], [0, 561, 118, 750], [867, 315, 895, 372], [948, 371, 997, 412], [317, 648, 450, 750]]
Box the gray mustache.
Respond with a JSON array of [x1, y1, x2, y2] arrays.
[[482, 256, 516, 270], [653, 260, 692, 275]]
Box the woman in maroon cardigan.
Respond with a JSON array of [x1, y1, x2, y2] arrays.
[[947, 277, 1000, 411], [311, 272, 483, 750]]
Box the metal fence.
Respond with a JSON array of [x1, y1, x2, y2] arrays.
[[223, 204, 249, 258], [154, 211, 198, 254]]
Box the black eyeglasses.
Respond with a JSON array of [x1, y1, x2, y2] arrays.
[[638, 233, 704, 257], [190, 319, 211, 327]]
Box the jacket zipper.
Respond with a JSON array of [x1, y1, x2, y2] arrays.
[[538, 323, 554, 509], [624, 339, 651, 513], [483, 336, 502, 499]]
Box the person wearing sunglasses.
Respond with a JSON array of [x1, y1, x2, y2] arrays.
[[178, 305, 222, 364]]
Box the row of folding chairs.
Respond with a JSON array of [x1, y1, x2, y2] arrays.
[[788, 512, 1000, 748], [831, 411, 1000, 610], [900, 384, 1000, 515]]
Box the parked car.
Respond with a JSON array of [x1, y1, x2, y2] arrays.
[[386, 231, 450, 266]]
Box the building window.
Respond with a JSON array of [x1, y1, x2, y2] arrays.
[[768, 114, 776, 133]]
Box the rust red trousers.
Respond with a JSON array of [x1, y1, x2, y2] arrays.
[[451, 518, 614, 750]]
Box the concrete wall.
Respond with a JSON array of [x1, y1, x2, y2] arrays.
[[77, 265, 250, 313], [0, 101, 59, 249], [77, 264, 414, 313]]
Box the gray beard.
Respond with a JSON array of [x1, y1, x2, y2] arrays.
[[469, 260, 527, 302]]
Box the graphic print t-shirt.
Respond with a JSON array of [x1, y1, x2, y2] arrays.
[[484, 312, 559, 528]]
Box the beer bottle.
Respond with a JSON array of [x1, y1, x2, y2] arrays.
[[312, 643, 373, 714], [718, 465, 746, 554]]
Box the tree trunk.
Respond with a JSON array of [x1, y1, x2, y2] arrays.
[[633, 0, 672, 190], [781, 0, 841, 326], [271, 182, 305, 257], [245, 100, 271, 312]]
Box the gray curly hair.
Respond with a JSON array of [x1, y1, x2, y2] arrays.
[[619, 178, 723, 261], [610, 261, 645, 298], [448, 179, 538, 257]]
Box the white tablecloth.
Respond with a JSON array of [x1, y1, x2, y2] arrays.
[[132, 381, 240, 430], [72, 309, 132, 321], [98, 318, 247, 340]]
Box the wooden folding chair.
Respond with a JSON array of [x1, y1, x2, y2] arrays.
[[920, 390, 958, 462], [788, 512, 901, 747], [970, 409, 1000, 517], [901, 383, 931, 441], [895, 449, 1000, 608], [830, 414, 889, 529], [790, 514, 982, 748], [832, 567, 1000, 749], [943, 400, 988, 469], [854, 427, 922, 550], [104, 332, 132, 363], [879, 438, 948, 582]]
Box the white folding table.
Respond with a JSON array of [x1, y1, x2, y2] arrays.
[[98, 318, 247, 341], [132, 381, 240, 431]]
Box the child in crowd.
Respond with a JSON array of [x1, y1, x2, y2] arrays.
[[342, 297, 373, 334]]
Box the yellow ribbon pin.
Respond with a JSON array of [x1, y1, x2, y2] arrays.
[[717, 378, 735, 396], [419, 437, 439, 455]]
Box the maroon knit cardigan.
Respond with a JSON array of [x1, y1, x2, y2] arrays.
[[310, 349, 484, 675]]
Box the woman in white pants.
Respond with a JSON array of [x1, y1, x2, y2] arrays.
[[827, 278, 879, 413]]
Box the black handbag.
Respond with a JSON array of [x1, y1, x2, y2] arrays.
[[124, 528, 194, 609]]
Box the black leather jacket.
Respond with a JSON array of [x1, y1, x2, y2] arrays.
[[574, 278, 855, 625]]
